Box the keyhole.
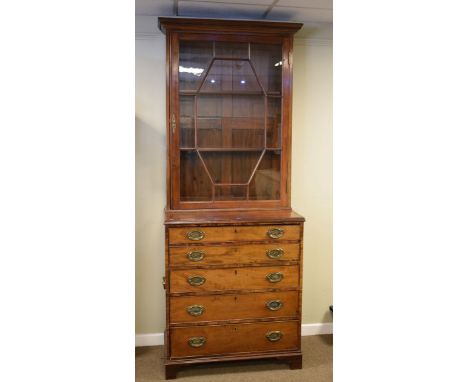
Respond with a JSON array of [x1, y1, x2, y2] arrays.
[[234, 270, 238, 275]]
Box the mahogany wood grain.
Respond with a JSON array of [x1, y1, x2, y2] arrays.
[[170, 320, 299, 358], [169, 242, 299, 267], [165, 352, 302, 379], [169, 291, 299, 324], [169, 265, 299, 293], [159, 18, 303, 37], [160, 17, 304, 379], [165, 208, 305, 225], [168, 224, 300, 244]]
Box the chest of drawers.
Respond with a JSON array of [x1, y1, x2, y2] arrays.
[[164, 212, 304, 379]]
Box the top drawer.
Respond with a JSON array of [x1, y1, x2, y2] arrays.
[[168, 225, 301, 245]]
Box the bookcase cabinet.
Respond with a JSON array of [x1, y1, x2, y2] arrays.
[[158, 17, 304, 379]]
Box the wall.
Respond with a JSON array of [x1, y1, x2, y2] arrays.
[[136, 16, 332, 335]]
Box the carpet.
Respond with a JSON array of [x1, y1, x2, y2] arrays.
[[136, 335, 332, 381]]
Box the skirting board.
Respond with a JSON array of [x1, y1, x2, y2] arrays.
[[135, 323, 332, 347]]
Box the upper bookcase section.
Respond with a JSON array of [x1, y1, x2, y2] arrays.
[[159, 18, 302, 211]]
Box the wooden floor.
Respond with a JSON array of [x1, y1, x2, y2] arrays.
[[136, 335, 332, 381]]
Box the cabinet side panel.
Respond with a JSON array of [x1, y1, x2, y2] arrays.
[[166, 32, 171, 207], [170, 32, 181, 209], [281, 36, 293, 207]]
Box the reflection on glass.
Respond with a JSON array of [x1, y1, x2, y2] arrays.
[[266, 97, 281, 148], [179, 41, 212, 91], [200, 151, 262, 184], [215, 41, 248, 58], [250, 43, 282, 93], [178, 39, 283, 203], [180, 151, 212, 201], [249, 151, 281, 200], [180, 96, 194, 148], [200, 60, 261, 93], [197, 95, 264, 148], [214, 185, 247, 201]]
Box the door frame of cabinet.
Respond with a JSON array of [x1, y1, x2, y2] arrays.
[[163, 25, 298, 210]]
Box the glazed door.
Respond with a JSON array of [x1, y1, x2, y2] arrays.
[[170, 34, 292, 209]]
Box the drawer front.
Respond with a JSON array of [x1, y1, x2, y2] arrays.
[[170, 265, 299, 293], [170, 321, 299, 358], [169, 243, 300, 266], [170, 291, 299, 323], [168, 225, 300, 245]]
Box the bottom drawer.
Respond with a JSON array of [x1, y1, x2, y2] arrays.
[[170, 320, 299, 358]]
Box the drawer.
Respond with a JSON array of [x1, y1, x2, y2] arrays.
[[169, 243, 300, 266], [170, 291, 299, 323], [170, 320, 299, 358], [168, 225, 301, 245], [170, 265, 299, 293]]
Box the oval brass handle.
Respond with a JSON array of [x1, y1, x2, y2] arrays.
[[267, 228, 284, 239], [187, 230, 205, 241], [187, 250, 205, 262], [186, 305, 205, 316], [266, 300, 283, 311], [187, 275, 206, 286], [266, 248, 284, 259], [266, 272, 284, 283], [188, 336, 206, 348], [265, 331, 283, 342]]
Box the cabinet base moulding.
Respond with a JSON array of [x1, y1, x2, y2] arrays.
[[165, 352, 302, 380]]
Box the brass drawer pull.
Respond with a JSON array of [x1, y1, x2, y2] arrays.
[[266, 272, 284, 283], [265, 331, 283, 342], [187, 250, 205, 262], [187, 230, 205, 241], [187, 275, 206, 286], [266, 248, 284, 259], [188, 336, 206, 348], [186, 305, 205, 316], [267, 228, 284, 239], [266, 300, 283, 311]]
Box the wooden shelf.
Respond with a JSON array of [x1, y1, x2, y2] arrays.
[[179, 90, 281, 96], [179, 147, 281, 151]]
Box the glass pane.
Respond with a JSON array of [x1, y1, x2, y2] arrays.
[[180, 150, 213, 201], [180, 96, 194, 148], [215, 41, 248, 58], [266, 97, 281, 148], [200, 60, 261, 93], [177, 39, 285, 204], [250, 43, 282, 94], [179, 41, 213, 91], [199, 151, 263, 184], [214, 185, 247, 201], [197, 117, 222, 147], [197, 95, 264, 148], [249, 151, 281, 200]]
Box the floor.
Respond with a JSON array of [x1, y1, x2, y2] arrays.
[[136, 335, 333, 381]]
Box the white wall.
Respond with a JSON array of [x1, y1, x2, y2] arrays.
[[135, 16, 332, 334], [135, 30, 166, 334]]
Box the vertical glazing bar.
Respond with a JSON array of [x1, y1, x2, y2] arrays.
[[194, 95, 198, 148], [264, 95, 268, 148]]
